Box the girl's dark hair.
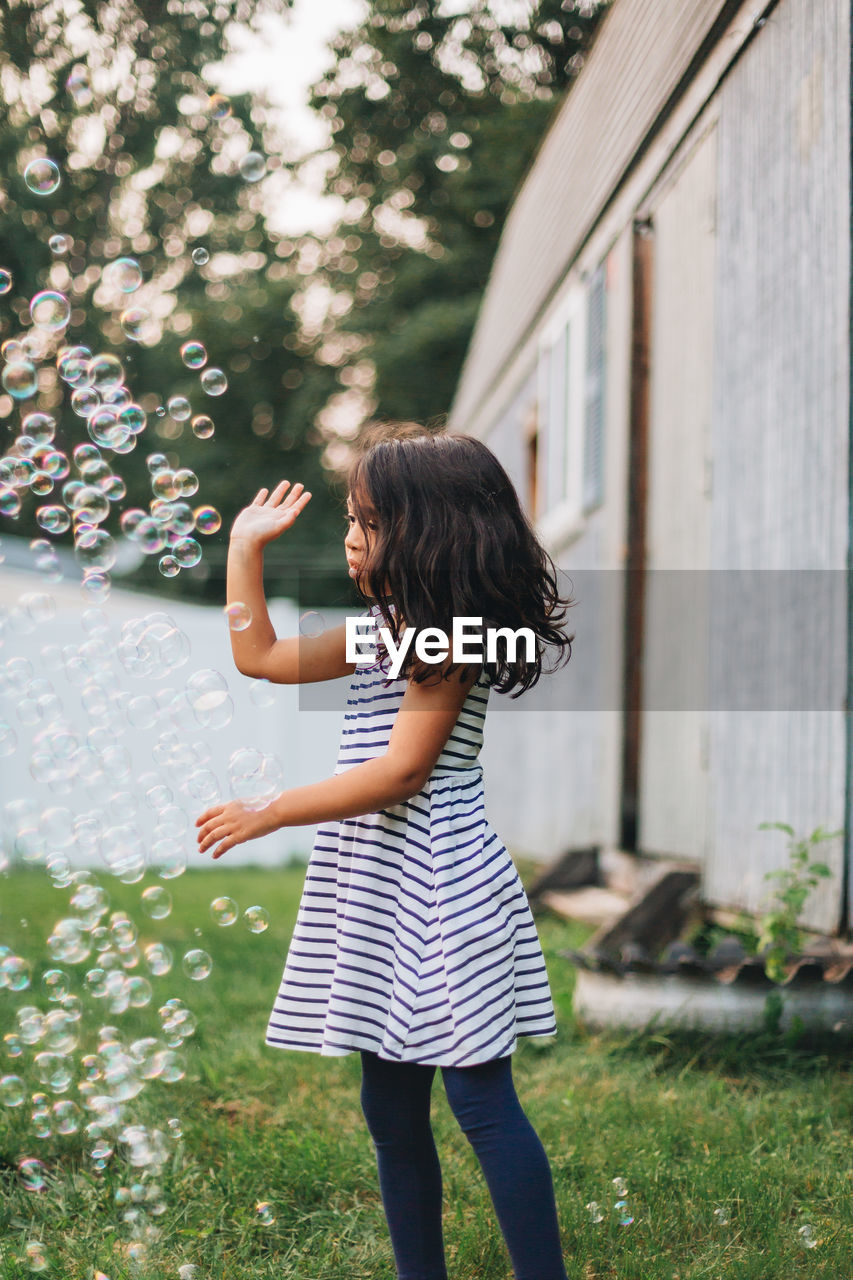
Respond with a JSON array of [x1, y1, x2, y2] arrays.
[[347, 421, 575, 698]]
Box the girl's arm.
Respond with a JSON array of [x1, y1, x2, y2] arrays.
[[196, 662, 481, 859], [227, 480, 356, 685]]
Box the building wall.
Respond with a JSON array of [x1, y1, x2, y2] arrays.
[[702, 0, 850, 930]]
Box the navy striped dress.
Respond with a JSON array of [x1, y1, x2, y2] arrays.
[[265, 604, 559, 1066]]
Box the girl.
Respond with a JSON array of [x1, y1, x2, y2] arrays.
[[195, 422, 576, 1280]]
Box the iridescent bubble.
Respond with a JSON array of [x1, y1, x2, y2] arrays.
[[65, 64, 92, 106], [0, 268, 12, 293], [120, 307, 152, 341], [191, 414, 214, 439], [182, 949, 212, 981], [239, 151, 267, 182], [193, 505, 221, 534], [71, 387, 100, 418], [87, 353, 124, 392], [53, 1098, 81, 1134], [0, 1074, 26, 1107], [24, 1241, 49, 1272], [18, 1157, 48, 1191], [1, 954, 31, 990], [2, 359, 38, 399], [249, 679, 275, 709], [207, 93, 232, 119], [22, 411, 57, 444], [103, 257, 142, 293], [191, 246, 210, 265], [173, 537, 202, 567], [141, 886, 172, 919], [158, 555, 180, 578], [144, 942, 173, 977], [49, 233, 72, 255], [244, 906, 270, 934], [118, 403, 147, 434], [57, 344, 92, 384], [174, 469, 199, 498], [224, 602, 252, 632], [210, 896, 238, 926], [24, 158, 61, 195], [0, 487, 22, 517], [180, 341, 207, 369], [256, 1200, 275, 1226], [299, 611, 326, 638], [167, 395, 191, 421], [75, 528, 117, 574], [42, 969, 70, 1001], [71, 484, 110, 523], [30, 290, 70, 330], [200, 367, 227, 396]]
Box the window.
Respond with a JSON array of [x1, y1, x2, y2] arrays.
[[583, 262, 607, 512]]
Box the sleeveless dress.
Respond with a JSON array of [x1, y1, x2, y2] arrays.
[[264, 603, 559, 1067]]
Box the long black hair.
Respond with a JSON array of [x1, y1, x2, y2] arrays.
[[346, 421, 575, 698]]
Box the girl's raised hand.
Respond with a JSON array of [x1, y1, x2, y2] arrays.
[[230, 480, 312, 549], [195, 800, 274, 860]]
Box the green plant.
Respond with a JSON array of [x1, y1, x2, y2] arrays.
[[754, 822, 840, 982]]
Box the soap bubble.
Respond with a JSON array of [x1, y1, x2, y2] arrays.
[[75, 528, 116, 574], [42, 969, 70, 1001], [87, 352, 124, 392], [256, 1200, 275, 1225], [1, 954, 31, 990], [200, 366, 227, 396], [180, 341, 207, 369], [65, 64, 92, 106], [167, 394, 191, 421], [239, 151, 267, 182], [22, 411, 56, 444], [224, 601, 252, 631], [244, 905, 270, 934], [0, 1074, 26, 1107], [249, 679, 275, 709], [2, 359, 38, 399], [103, 257, 142, 293], [18, 1158, 48, 1191], [191, 414, 214, 439], [36, 503, 71, 533], [173, 536, 202, 567], [185, 669, 232, 729], [299, 611, 326, 638], [159, 555, 180, 578], [194, 505, 221, 533], [30, 289, 70, 330], [24, 158, 61, 195], [182, 949, 212, 981], [49, 233, 72, 255], [191, 246, 210, 265], [145, 942, 173, 977], [207, 92, 232, 118], [141, 886, 172, 920], [174, 468, 199, 496], [210, 896, 238, 926], [120, 306, 153, 342], [0, 268, 12, 293]]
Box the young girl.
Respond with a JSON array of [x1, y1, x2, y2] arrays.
[[195, 423, 575, 1280]]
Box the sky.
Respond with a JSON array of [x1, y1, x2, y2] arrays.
[[207, 0, 366, 235]]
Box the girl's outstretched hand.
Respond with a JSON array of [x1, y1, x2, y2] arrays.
[[195, 800, 274, 860], [230, 479, 312, 549]]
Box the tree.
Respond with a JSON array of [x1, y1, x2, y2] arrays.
[[0, 0, 349, 607], [298, 0, 611, 465]]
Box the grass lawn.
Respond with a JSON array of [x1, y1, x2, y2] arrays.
[[1, 861, 851, 1279]]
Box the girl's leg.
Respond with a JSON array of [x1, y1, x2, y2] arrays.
[[441, 1054, 568, 1280], [359, 1050, 448, 1280]]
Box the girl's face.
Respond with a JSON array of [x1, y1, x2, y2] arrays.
[[344, 491, 379, 592]]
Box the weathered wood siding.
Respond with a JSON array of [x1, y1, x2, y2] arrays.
[[703, 0, 850, 930], [450, 0, 736, 435], [638, 123, 718, 864]]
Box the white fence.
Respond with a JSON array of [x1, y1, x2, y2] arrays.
[[0, 559, 351, 872]]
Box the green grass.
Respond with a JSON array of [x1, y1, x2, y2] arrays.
[[1, 863, 851, 1279]]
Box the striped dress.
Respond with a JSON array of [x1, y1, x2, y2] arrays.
[[265, 604, 559, 1067]]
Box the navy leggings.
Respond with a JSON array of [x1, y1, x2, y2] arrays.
[[359, 1050, 568, 1280]]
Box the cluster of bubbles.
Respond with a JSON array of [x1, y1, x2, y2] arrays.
[[0, 107, 299, 1273], [585, 1175, 634, 1227]]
